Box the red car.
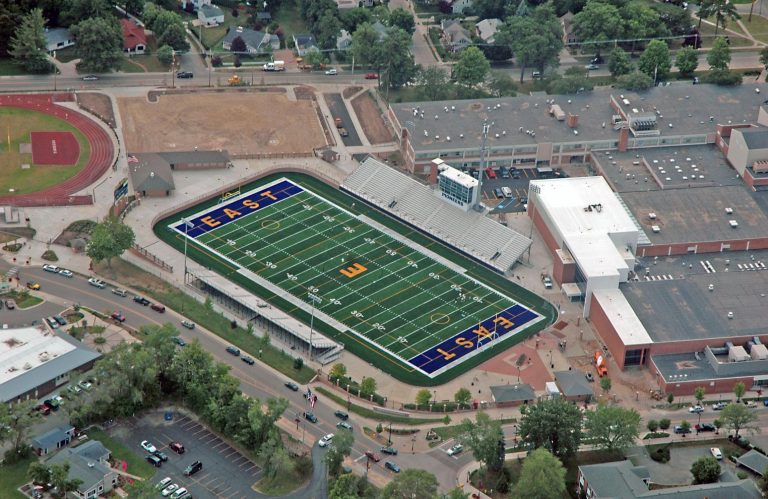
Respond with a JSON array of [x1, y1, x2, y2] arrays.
[[365, 451, 381, 462], [169, 441, 185, 454], [36, 404, 51, 415], [485, 167, 497, 179], [110, 311, 126, 322], [365, 73, 379, 79]]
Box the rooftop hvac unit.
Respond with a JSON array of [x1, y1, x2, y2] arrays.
[[651, 225, 661, 233], [751, 343, 768, 360], [725, 207, 733, 214], [729, 220, 739, 228], [629, 113, 657, 131], [649, 212, 656, 220], [728, 345, 750, 362]]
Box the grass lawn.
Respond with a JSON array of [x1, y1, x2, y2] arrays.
[[120, 54, 171, 73], [93, 258, 316, 384], [315, 386, 445, 425], [83, 429, 156, 479], [273, 0, 310, 40], [741, 14, 768, 44], [698, 18, 752, 48], [0, 58, 28, 76], [11, 291, 43, 309], [200, 9, 247, 50], [0, 457, 34, 499], [256, 455, 312, 495], [0, 107, 90, 195]]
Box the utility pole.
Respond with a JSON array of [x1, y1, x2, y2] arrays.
[[474, 121, 490, 212], [307, 292, 322, 362]]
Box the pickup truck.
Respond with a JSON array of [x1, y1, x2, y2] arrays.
[[338, 128, 349, 137], [541, 274, 553, 289]]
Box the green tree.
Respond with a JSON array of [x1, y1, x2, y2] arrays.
[[416, 389, 433, 407], [608, 47, 632, 77], [417, 66, 449, 100], [340, 7, 372, 32], [584, 404, 641, 451], [49, 462, 83, 498], [329, 363, 347, 381], [694, 386, 706, 406], [680, 420, 691, 435], [496, 4, 563, 83], [71, 17, 124, 73], [720, 402, 760, 438], [304, 49, 327, 67], [27, 462, 51, 485], [697, 0, 717, 31], [381, 469, 439, 499], [513, 448, 566, 499], [377, 27, 417, 91], [707, 37, 731, 72], [9, 9, 52, 73], [675, 46, 699, 78], [459, 412, 505, 471], [519, 398, 583, 459], [159, 23, 190, 52], [388, 7, 415, 35], [488, 71, 517, 97], [761, 46, 768, 71], [157, 44, 173, 65], [573, 1, 624, 43], [1, 400, 42, 454], [316, 9, 342, 50], [351, 22, 380, 67], [714, 418, 722, 434], [659, 418, 671, 430], [600, 377, 612, 394], [647, 420, 658, 432], [734, 382, 746, 402], [710, 0, 741, 35], [452, 46, 491, 88], [259, 433, 293, 481], [86, 216, 136, 269], [638, 39, 671, 82], [325, 429, 354, 476], [446, 489, 470, 499], [667, 393, 675, 404], [62, 0, 114, 25], [691, 456, 721, 484], [150, 9, 182, 41], [360, 377, 377, 398], [454, 387, 472, 408], [329, 474, 364, 499]]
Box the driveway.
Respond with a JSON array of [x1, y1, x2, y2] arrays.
[[324, 93, 362, 147], [627, 442, 726, 485]]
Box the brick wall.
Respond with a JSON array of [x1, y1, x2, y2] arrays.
[[588, 294, 629, 369]]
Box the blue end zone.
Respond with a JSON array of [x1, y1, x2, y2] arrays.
[[407, 304, 539, 375], [172, 179, 303, 238]]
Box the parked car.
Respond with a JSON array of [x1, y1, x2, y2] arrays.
[[150, 303, 166, 313], [318, 434, 334, 447], [110, 311, 126, 322], [133, 295, 150, 306], [111, 288, 127, 297], [26, 282, 40, 290], [745, 400, 758, 408], [673, 425, 691, 434], [4, 299, 15, 309], [493, 188, 504, 199], [712, 401, 728, 410], [585, 63, 599, 70], [334, 410, 349, 420], [226, 346, 240, 356], [380, 446, 398, 455], [688, 405, 704, 414], [285, 382, 299, 391], [67, 384, 81, 395], [42, 264, 59, 273], [325, 68, 337, 75], [336, 421, 352, 431], [161, 483, 178, 496], [241, 355, 255, 365], [77, 380, 92, 391], [500, 168, 510, 179], [447, 444, 463, 456], [171, 488, 189, 499], [141, 440, 157, 453], [147, 454, 163, 467], [728, 434, 750, 448], [88, 278, 106, 289], [58, 269, 73, 278], [36, 404, 51, 415], [303, 411, 318, 423], [485, 167, 497, 179], [45, 317, 59, 329], [183, 461, 202, 476], [176, 71, 193, 79], [43, 399, 60, 411], [54, 315, 67, 326], [172, 336, 186, 347], [710, 447, 723, 460], [364, 451, 381, 462], [169, 441, 185, 454], [153, 450, 168, 462], [364, 73, 378, 79], [384, 461, 401, 473], [181, 320, 195, 329], [695, 423, 716, 432], [338, 128, 349, 137], [156, 477, 172, 490], [82, 75, 99, 81]]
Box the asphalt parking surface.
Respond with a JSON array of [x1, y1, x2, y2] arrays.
[[475, 167, 543, 212], [119, 412, 261, 499], [324, 93, 362, 146]]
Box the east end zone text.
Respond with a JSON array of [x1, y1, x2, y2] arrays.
[[172, 179, 303, 238], [408, 304, 540, 375]]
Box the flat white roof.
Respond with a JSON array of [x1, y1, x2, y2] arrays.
[[531, 177, 638, 278], [592, 288, 653, 346], [439, 164, 478, 188], [0, 327, 75, 385]]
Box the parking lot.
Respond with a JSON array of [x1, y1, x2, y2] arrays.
[[462, 166, 554, 213], [115, 412, 260, 499]]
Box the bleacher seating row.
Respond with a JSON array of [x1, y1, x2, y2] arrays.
[[341, 158, 531, 273]]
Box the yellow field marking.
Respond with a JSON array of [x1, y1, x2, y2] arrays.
[[339, 262, 367, 278]]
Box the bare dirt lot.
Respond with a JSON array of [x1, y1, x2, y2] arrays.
[[76, 92, 116, 128], [351, 91, 393, 145], [117, 91, 327, 155]]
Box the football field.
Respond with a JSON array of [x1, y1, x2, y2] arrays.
[[171, 178, 544, 378]]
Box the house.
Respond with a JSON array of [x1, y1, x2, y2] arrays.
[[256, 11, 272, 23], [48, 441, 118, 499], [198, 4, 225, 26], [554, 370, 594, 402], [449, 0, 473, 14], [560, 12, 578, 45], [128, 153, 175, 198], [183, 0, 212, 11], [31, 426, 75, 456], [736, 450, 768, 477], [45, 28, 74, 53], [337, 29, 353, 51], [490, 383, 535, 407], [476, 18, 501, 44], [360, 0, 375, 6], [440, 19, 472, 52], [120, 19, 147, 55], [335, 0, 358, 8], [578, 460, 762, 498], [223, 27, 280, 54], [293, 34, 319, 56]]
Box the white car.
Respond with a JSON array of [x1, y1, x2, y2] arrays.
[[318, 434, 334, 447], [156, 477, 172, 490], [688, 405, 704, 414], [447, 444, 463, 456], [58, 269, 73, 278], [77, 380, 92, 391], [171, 487, 188, 499], [710, 447, 723, 460], [140, 440, 157, 453], [42, 264, 59, 273], [161, 484, 179, 497], [325, 68, 337, 75], [88, 277, 106, 289]]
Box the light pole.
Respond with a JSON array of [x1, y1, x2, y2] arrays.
[[387, 422, 393, 445], [308, 292, 322, 362], [182, 218, 194, 281]]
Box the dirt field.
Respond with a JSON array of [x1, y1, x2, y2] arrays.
[[117, 91, 327, 155], [77, 92, 116, 128], [351, 91, 393, 145]]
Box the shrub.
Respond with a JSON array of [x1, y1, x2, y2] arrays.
[[647, 420, 658, 432], [659, 418, 671, 430], [293, 357, 304, 370], [94, 336, 106, 344], [700, 69, 742, 86], [2, 243, 21, 252], [211, 55, 223, 67], [42, 249, 58, 261], [737, 470, 748, 479], [650, 446, 670, 463]]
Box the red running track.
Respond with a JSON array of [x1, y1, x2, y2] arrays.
[[0, 93, 114, 207]]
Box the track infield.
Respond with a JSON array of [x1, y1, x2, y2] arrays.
[[31, 131, 79, 165], [168, 177, 549, 379]]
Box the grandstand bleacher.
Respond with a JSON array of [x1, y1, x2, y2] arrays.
[[341, 157, 532, 273]]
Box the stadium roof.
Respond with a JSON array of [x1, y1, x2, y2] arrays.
[[438, 163, 478, 188], [391, 85, 766, 153], [342, 157, 532, 272], [0, 327, 100, 402], [531, 177, 638, 279]]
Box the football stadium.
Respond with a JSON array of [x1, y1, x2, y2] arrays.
[[159, 175, 554, 383]]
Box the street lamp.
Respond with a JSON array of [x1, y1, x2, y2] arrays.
[[181, 218, 194, 281], [307, 292, 322, 362]]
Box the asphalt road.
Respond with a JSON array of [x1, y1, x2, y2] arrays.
[[325, 93, 363, 147]]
